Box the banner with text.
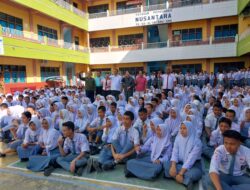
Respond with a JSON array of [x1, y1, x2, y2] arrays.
[[135, 9, 172, 26]]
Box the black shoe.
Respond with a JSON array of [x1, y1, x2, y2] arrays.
[[20, 158, 29, 162], [76, 167, 84, 176], [102, 162, 115, 171], [186, 182, 193, 190], [86, 158, 93, 174], [124, 165, 135, 178], [0, 153, 6, 157], [93, 160, 102, 173], [44, 166, 55, 177]]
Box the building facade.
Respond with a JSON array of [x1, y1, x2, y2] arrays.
[[0, 0, 249, 92]]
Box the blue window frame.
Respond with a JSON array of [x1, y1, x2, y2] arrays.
[[214, 24, 238, 39]]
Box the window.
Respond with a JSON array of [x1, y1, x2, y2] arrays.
[[214, 62, 244, 73], [172, 64, 202, 74], [74, 36, 79, 49], [119, 67, 144, 76], [0, 12, 23, 36], [173, 28, 202, 41], [40, 67, 60, 82], [0, 65, 26, 83], [90, 37, 110, 47], [37, 25, 58, 44], [73, 2, 78, 8], [117, 1, 139, 10], [118, 33, 143, 45], [214, 24, 238, 39], [88, 4, 109, 14]]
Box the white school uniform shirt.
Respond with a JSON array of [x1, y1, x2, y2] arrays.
[[63, 133, 90, 154], [209, 129, 223, 147], [218, 73, 224, 81], [90, 117, 106, 128], [112, 125, 140, 147], [209, 145, 250, 176], [110, 75, 122, 91], [162, 74, 176, 90], [246, 71, 250, 79], [185, 74, 191, 80], [205, 113, 222, 131]]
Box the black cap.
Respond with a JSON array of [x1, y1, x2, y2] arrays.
[[223, 130, 246, 143]]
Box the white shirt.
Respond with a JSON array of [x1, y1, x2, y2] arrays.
[[162, 74, 176, 90], [209, 145, 250, 176], [110, 75, 122, 91]]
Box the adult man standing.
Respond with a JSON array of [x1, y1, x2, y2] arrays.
[[162, 68, 176, 94], [101, 73, 111, 99], [110, 69, 122, 101], [79, 72, 96, 102], [122, 71, 135, 102], [95, 71, 103, 96], [135, 71, 147, 97]]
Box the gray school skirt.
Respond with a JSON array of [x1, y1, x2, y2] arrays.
[[27, 148, 60, 172]]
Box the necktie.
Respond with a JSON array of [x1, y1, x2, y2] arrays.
[[105, 79, 108, 91], [229, 154, 236, 175], [72, 140, 76, 154], [123, 130, 128, 147], [166, 75, 169, 89], [215, 117, 219, 130]]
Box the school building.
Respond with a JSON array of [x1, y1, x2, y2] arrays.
[[0, 0, 249, 92]]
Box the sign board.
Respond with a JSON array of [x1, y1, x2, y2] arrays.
[[135, 9, 172, 26], [0, 37, 4, 55]]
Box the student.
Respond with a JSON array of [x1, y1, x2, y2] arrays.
[[59, 109, 72, 132], [164, 121, 203, 190], [74, 108, 88, 134], [125, 124, 172, 180], [240, 107, 250, 148], [27, 117, 60, 174], [17, 118, 42, 161], [106, 102, 117, 117], [87, 111, 139, 171], [203, 117, 232, 159], [86, 106, 106, 148], [142, 117, 163, 144], [205, 103, 223, 139], [225, 109, 240, 132], [165, 107, 181, 142], [208, 130, 250, 190], [133, 107, 150, 143], [56, 121, 90, 176], [87, 116, 118, 173], [0, 111, 32, 157]]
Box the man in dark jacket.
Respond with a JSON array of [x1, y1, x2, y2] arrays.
[[79, 72, 96, 102], [121, 71, 135, 102]]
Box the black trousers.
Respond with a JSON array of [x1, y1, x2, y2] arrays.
[[96, 86, 103, 96], [111, 90, 121, 101], [103, 90, 111, 99], [86, 90, 95, 103]]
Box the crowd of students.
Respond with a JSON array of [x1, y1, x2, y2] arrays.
[[0, 68, 250, 190]]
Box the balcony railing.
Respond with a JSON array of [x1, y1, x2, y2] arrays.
[[90, 36, 237, 53], [1, 27, 89, 53], [51, 0, 87, 18], [88, 0, 234, 19]]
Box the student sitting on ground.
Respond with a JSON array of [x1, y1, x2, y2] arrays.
[[208, 130, 250, 190], [203, 117, 232, 159], [240, 107, 250, 148], [125, 123, 172, 180], [17, 118, 42, 162], [56, 121, 90, 176], [87, 115, 118, 173], [164, 121, 203, 190], [27, 117, 60, 175], [87, 111, 139, 171], [86, 106, 106, 151], [0, 111, 32, 157]]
